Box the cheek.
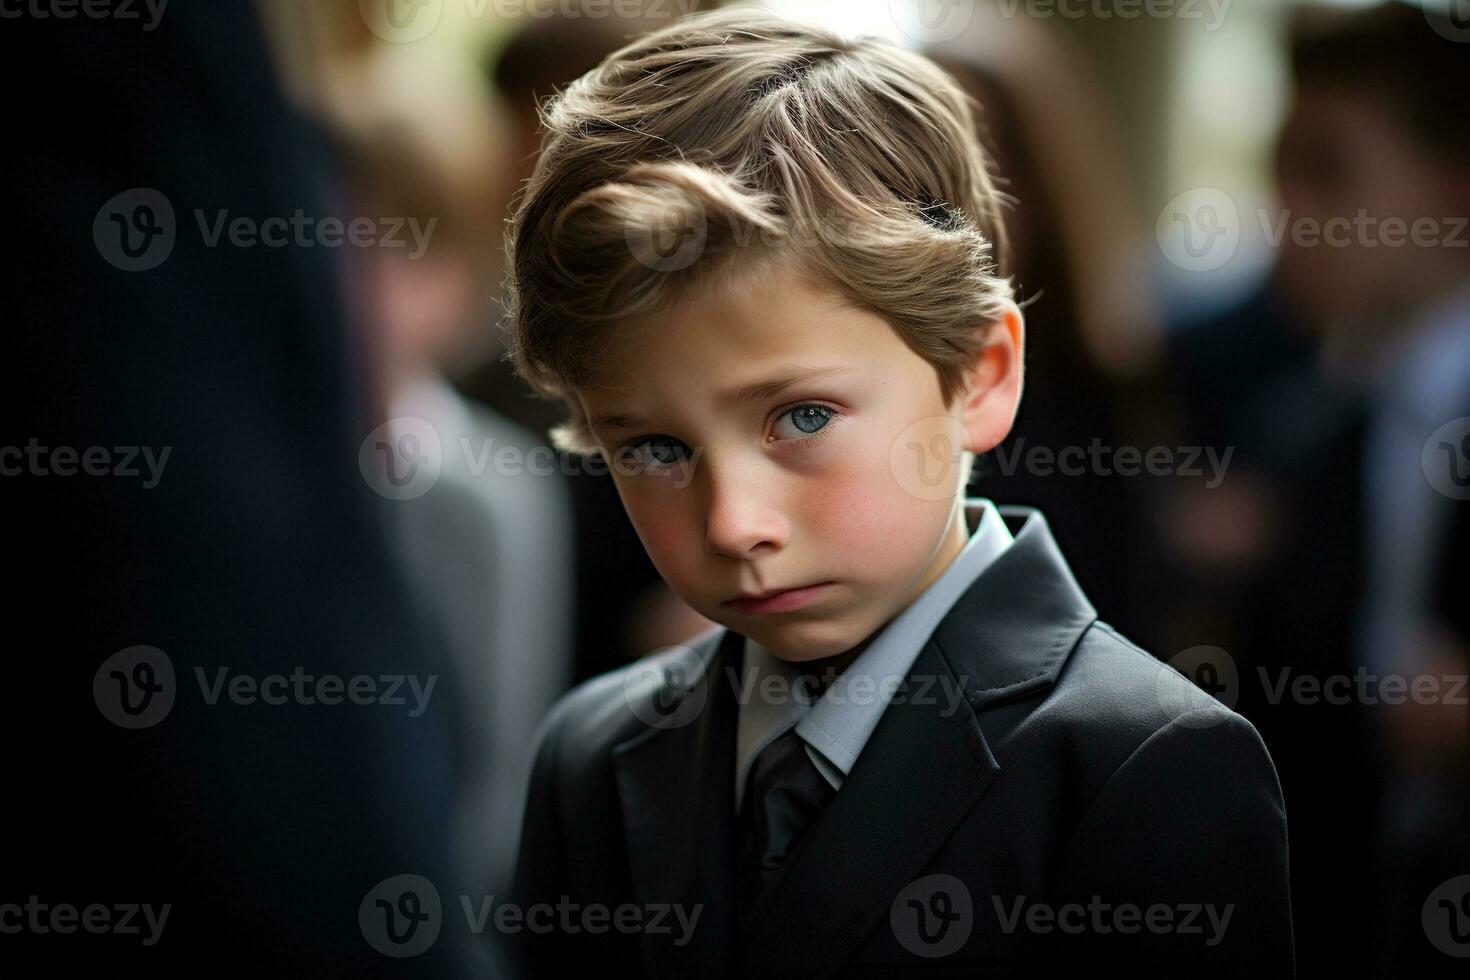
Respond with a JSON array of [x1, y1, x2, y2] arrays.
[[621, 491, 697, 585], [794, 441, 947, 578]]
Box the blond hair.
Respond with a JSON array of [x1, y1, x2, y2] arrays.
[[502, 6, 1013, 456]]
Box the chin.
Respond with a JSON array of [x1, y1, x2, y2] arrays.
[[749, 619, 863, 662]]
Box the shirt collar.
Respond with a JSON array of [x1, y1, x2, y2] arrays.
[[734, 497, 1014, 812]]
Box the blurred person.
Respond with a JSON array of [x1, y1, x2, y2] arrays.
[[329, 114, 579, 978], [1158, 3, 1470, 975], [469, 0, 717, 687], [1274, 5, 1470, 976], [2, 1, 466, 975]]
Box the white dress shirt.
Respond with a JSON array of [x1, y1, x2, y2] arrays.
[[734, 497, 1014, 812]]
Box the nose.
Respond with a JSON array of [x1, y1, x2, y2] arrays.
[[702, 463, 788, 559]]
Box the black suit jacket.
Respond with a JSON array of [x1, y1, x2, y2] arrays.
[[510, 508, 1294, 978]]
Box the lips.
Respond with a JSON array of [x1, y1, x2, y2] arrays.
[[731, 586, 800, 602], [722, 581, 834, 614]]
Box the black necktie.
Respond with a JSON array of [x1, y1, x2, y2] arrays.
[[735, 726, 836, 932]]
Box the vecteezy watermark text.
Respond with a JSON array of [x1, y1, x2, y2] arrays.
[[94, 188, 438, 272], [0, 0, 168, 30], [358, 874, 702, 958], [93, 646, 438, 729], [990, 438, 1234, 488], [1, 439, 170, 488], [0, 897, 170, 947], [992, 895, 1234, 946]]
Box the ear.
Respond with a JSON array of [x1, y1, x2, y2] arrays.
[[952, 301, 1025, 455]]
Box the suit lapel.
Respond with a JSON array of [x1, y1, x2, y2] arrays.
[[736, 508, 1098, 976], [612, 628, 743, 979]]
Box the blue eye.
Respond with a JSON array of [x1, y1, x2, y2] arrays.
[[617, 435, 688, 473], [773, 404, 835, 440]]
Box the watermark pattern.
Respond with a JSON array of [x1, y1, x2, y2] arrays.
[[891, 874, 974, 957], [359, 0, 697, 44], [360, 417, 444, 501], [889, 0, 977, 44], [621, 646, 980, 730], [1260, 210, 1468, 251], [359, 417, 703, 499], [1423, 874, 1470, 958], [359, 874, 703, 957], [1158, 187, 1468, 273], [1, 439, 170, 487], [991, 894, 1234, 946], [360, 874, 443, 958], [889, 874, 1235, 958], [1158, 645, 1239, 726], [93, 188, 175, 271], [93, 646, 439, 728], [93, 645, 177, 729], [1259, 667, 1468, 708], [723, 663, 970, 716], [0, 0, 168, 30], [890, 415, 971, 502], [1423, 417, 1470, 501], [1423, 0, 1470, 44], [627, 198, 707, 273], [995, 0, 1231, 30], [1162, 644, 1469, 718], [1156, 187, 1240, 273], [0, 897, 170, 947], [623, 654, 710, 730], [93, 188, 436, 272], [990, 439, 1234, 488]]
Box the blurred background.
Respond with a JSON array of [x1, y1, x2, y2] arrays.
[[5, 0, 1466, 975]]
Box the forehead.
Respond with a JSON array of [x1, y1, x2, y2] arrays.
[[583, 263, 892, 393], [572, 262, 912, 436]]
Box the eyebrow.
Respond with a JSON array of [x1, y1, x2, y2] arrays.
[[588, 366, 857, 432]]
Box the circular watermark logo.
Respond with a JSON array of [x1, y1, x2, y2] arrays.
[[359, 416, 442, 500], [359, 0, 443, 43], [1156, 187, 1239, 273], [890, 415, 970, 501], [626, 201, 708, 272], [94, 188, 175, 272], [1422, 416, 1470, 501], [1157, 644, 1238, 726], [889, 0, 976, 45], [891, 873, 973, 958], [1424, 1, 1470, 43], [93, 645, 176, 729], [623, 648, 708, 730], [1422, 874, 1470, 958], [360, 873, 442, 958]]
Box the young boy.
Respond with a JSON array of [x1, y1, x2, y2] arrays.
[[502, 9, 1293, 977]]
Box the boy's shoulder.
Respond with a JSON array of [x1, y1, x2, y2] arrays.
[[1055, 618, 1244, 731], [524, 625, 727, 781], [1026, 618, 1277, 804]]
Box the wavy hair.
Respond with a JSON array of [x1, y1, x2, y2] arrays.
[[502, 7, 1014, 454]]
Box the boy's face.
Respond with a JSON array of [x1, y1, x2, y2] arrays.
[[575, 263, 1022, 663]]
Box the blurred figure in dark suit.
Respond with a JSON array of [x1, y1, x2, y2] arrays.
[[1155, 4, 1470, 975], [331, 113, 577, 978], [467, 2, 716, 686], [3, 2, 469, 975]]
